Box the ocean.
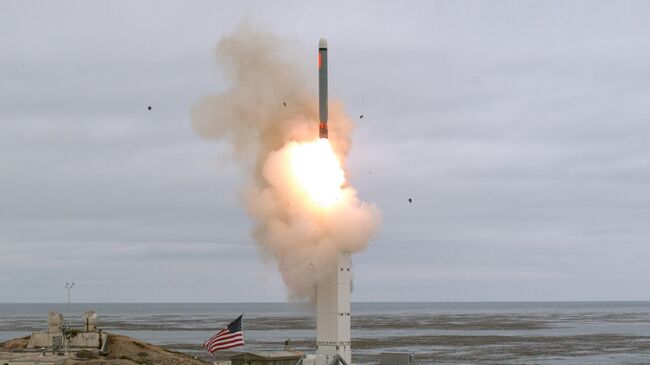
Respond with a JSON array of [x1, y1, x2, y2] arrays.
[[1, 302, 650, 364]]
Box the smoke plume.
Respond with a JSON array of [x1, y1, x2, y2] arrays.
[[192, 24, 381, 299]]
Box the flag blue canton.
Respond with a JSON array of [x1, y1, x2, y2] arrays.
[[228, 315, 243, 333]]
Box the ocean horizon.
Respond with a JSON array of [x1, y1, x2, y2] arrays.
[[2, 301, 650, 364]]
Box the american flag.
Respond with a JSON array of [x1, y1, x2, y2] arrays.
[[203, 314, 244, 355]]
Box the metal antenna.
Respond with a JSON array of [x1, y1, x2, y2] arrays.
[[65, 281, 74, 306]]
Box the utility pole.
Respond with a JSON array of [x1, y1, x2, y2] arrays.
[[65, 281, 74, 307]]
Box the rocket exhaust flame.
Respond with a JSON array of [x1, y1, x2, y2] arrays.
[[289, 139, 344, 207], [192, 24, 381, 300]]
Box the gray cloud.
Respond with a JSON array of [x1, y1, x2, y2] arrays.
[[1, 0, 649, 302]]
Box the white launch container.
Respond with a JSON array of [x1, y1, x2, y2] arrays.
[[316, 251, 351, 365]]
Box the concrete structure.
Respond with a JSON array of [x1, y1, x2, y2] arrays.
[[230, 351, 304, 365], [315, 251, 351, 365], [82, 311, 97, 332], [27, 311, 107, 353], [0, 352, 71, 365], [47, 312, 63, 333]]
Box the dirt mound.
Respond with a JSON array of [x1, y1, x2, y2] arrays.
[[105, 334, 208, 364], [0, 333, 210, 365], [0, 336, 29, 351]]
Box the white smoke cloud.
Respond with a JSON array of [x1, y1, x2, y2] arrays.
[[192, 23, 381, 299]]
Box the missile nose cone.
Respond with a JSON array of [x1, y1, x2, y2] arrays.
[[319, 38, 328, 49]]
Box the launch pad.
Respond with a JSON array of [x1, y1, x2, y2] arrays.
[[303, 39, 352, 365]]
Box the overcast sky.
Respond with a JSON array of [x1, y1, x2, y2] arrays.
[[1, 1, 649, 303]]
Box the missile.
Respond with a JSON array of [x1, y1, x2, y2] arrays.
[[318, 38, 328, 139]]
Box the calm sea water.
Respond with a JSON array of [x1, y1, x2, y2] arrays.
[[2, 302, 650, 364]]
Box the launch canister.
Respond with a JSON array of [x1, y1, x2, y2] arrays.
[[319, 38, 328, 139]]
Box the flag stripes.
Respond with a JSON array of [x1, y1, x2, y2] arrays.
[[203, 315, 244, 355]]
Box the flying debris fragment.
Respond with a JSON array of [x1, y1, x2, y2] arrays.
[[359, 114, 364, 119]]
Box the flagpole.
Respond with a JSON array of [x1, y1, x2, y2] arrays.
[[241, 313, 246, 363]]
